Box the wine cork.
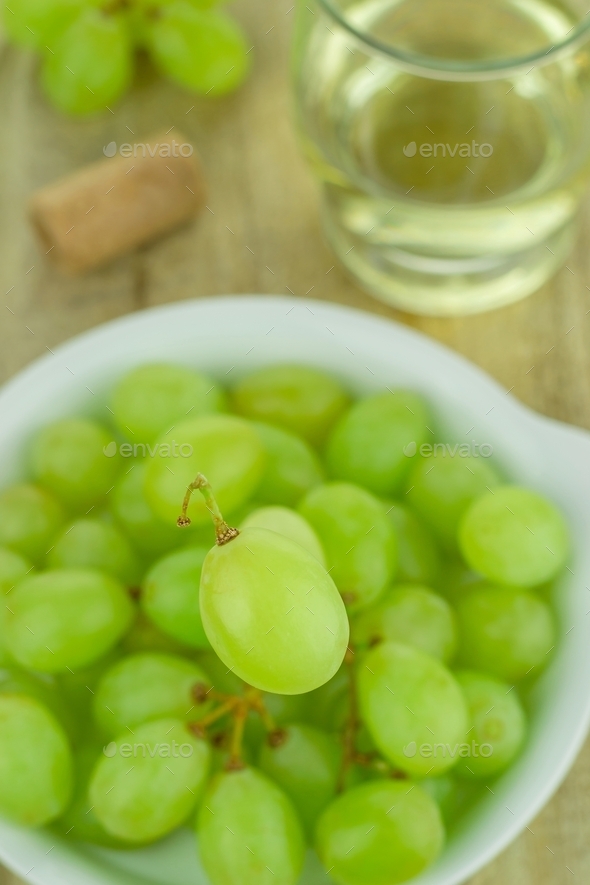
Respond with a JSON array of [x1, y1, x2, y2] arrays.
[[29, 132, 206, 274]]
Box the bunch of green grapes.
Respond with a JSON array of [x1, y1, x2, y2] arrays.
[[0, 360, 570, 885], [2, 0, 250, 116]]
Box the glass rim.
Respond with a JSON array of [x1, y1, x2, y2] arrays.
[[315, 0, 590, 81]]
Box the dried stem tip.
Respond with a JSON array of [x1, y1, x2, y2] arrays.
[[177, 473, 239, 546]]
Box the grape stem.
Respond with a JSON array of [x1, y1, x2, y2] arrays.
[[177, 473, 239, 546]]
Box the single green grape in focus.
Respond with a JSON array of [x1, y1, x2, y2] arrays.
[[90, 717, 210, 844], [358, 641, 469, 776], [93, 652, 211, 737], [49, 518, 140, 584], [144, 414, 265, 525], [41, 8, 133, 116], [406, 455, 501, 549], [6, 568, 135, 673], [299, 482, 397, 612], [326, 391, 431, 496], [254, 422, 324, 506], [316, 780, 445, 885], [180, 474, 349, 694], [0, 694, 73, 827], [0, 483, 65, 562], [141, 546, 211, 648], [147, 2, 250, 96], [455, 585, 556, 681], [232, 365, 349, 446], [258, 723, 341, 837], [351, 584, 457, 663], [454, 671, 526, 778], [31, 418, 120, 510], [111, 462, 185, 561], [111, 363, 225, 443], [197, 767, 306, 885], [241, 505, 326, 565], [383, 502, 440, 585], [459, 486, 569, 587]]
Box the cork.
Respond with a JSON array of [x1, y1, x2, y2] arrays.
[[29, 132, 206, 274]]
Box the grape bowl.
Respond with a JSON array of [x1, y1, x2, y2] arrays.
[[0, 295, 590, 885]]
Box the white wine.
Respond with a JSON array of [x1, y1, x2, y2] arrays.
[[294, 0, 590, 313]]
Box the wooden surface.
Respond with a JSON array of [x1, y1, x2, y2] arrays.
[[1, 0, 590, 882]]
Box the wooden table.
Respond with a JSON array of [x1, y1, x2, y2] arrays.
[[1, 1, 589, 883]]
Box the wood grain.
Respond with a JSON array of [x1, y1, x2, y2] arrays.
[[0, 1, 589, 882]]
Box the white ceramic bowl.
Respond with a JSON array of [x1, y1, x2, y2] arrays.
[[1, 295, 590, 885]]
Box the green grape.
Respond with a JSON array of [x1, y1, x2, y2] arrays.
[[454, 671, 526, 778], [358, 642, 469, 776], [94, 652, 211, 736], [48, 518, 140, 584], [0, 483, 65, 562], [41, 8, 132, 116], [384, 502, 440, 585], [258, 724, 341, 837], [111, 463, 185, 560], [232, 365, 349, 446], [458, 486, 569, 587], [326, 391, 431, 496], [144, 414, 265, 525], [197, 767, 306, 885], [0, 694, 73, 827], [6, 569, 135, 673], [299, 482, 397, 612], [111, 363, 225, 443], [31, 418, 120, 510], [406, 455, 501, 549], [455, 585, 556, 681], [262, 692, 308, 727], [200, 525, 349, 694], [2, 0, 86, 50], [57, 743, 129, 847], [141, 547, 211, 648], [352, 584, 457, 663], [254, 422, 324, 506], [316, 780, 444, 885], [241, 506, 326, 566], [147, 2, 249, 96], [90, 717, 210, 843], [0, 546, 33, 594]]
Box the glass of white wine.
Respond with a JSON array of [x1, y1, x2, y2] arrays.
[[292, 0, 590, 315]]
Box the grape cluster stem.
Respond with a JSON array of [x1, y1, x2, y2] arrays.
[[188, 682, 277, 771]]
